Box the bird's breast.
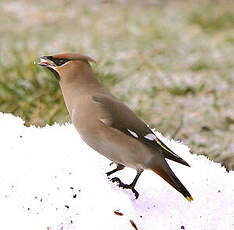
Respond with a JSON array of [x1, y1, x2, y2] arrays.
[[68, 95, 154, 170]]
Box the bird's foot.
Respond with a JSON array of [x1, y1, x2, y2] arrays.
[[111, 177, 139, 199]]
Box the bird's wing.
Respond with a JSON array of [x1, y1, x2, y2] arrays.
[[92, 94, 190, 167]]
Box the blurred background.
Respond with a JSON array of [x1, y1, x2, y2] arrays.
[[0, 0, 233, 170]]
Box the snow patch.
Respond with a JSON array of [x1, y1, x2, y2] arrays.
[[0, 113, 233, 230]]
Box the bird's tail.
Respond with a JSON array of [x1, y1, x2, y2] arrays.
[[151, 162, 193, 202]]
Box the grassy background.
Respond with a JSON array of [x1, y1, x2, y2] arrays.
[[0, 0, 233, 170]]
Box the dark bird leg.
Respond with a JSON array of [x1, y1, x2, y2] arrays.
[[106, 163, 125, 176], [111, 170, 143, 199]]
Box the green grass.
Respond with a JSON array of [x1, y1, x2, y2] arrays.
[[0, 0, 233, 170], [188, 1, 234, 32]]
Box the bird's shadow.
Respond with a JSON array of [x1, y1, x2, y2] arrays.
[[110, 179, 176, 217], [106, 168, 189, 217], [130, 189, 171, 216]]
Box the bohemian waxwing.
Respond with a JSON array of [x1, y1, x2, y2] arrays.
[[39, 53, 193, 201]]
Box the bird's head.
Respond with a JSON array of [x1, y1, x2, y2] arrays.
[[38, 53, 96, 81]]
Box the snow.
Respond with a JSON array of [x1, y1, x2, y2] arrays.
[[0, 113, 233, 230]]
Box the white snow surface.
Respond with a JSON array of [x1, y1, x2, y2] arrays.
[[0, 113, 233, 230]]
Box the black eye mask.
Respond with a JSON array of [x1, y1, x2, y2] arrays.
[[47, 56, 69, 66]]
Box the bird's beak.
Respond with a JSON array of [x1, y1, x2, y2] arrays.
[[38, 56, 56, 70], [38, 56, 60, 80]]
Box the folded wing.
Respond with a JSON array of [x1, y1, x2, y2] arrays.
[[92, 94, 190, 167]]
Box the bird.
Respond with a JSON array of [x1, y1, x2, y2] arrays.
[[39, 52, 193, 201]]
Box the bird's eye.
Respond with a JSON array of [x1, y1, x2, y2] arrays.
[[53, 58, 69, 66], [46, 56, 69, 66]]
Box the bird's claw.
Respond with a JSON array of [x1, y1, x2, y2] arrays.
[[110, 177, 139, 199], [131, 189, 139, 199], [111, 177, 122, 184]]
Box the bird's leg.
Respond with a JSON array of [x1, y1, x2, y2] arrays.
[[106, 163, 125, 176], [111, 170, 143, 199]]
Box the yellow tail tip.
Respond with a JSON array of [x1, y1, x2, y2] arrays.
[[186, 196, 194, 202]]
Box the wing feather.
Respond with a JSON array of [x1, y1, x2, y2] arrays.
[[92, 94, 190, 167]]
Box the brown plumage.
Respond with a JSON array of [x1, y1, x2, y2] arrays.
[[39, 52, 193, 201]]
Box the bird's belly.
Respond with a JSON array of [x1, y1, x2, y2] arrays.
[[77, 123, 153, 170]]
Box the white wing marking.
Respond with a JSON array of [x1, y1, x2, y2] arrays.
[[144, 133, 156, 141], [127, 129, 138, 138]]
